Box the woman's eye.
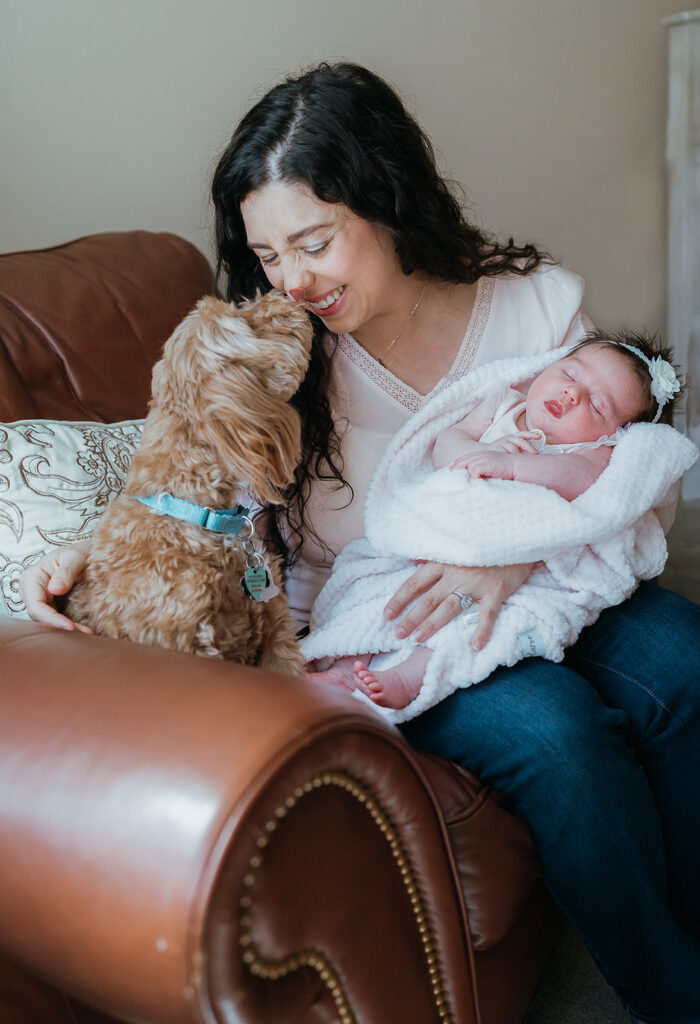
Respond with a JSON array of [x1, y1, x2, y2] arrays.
[[259, 253, 279, 267], [304, 241, 331, 257]]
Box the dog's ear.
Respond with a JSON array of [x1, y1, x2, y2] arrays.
[[199, 391, 302, 506]]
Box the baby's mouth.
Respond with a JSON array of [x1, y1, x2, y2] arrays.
[[545, 400, 562, 418], [310, 285, 345, 311]]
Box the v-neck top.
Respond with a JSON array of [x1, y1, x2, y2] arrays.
[[286, 264, 589, 627]]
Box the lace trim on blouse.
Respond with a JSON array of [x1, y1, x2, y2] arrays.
[[336, 277, 495, 412]]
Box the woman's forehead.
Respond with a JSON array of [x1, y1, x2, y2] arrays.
[[241, 181, 344, 240]]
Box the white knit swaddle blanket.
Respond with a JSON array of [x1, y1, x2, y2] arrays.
[[300, 347, 698, 723]]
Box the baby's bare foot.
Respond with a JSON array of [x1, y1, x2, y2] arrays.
[[354, 660, 422, 710], [307, 655, 370, 693]]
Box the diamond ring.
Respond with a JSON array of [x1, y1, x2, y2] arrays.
[[450, 590, 474, 612]]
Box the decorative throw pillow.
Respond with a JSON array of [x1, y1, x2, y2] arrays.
[[0, 420, 144, 616]]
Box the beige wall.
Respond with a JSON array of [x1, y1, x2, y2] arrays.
[[0, 0, 688, 331]]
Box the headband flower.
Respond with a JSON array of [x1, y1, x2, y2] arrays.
[[649, 356, 681, 411], [612, 343, 681, 423]]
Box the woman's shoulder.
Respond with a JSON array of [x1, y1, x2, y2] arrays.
[[483, 263, 588, 358], [493, 262, 585, 307]]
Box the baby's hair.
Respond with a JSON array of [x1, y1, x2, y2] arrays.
[[569, 329, 683, 426]]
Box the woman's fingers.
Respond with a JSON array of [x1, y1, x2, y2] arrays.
[[469, 592, 501, 651], [383, 563, 443, 624], [468, 563, 533, 649], [402, 591, 467, 643], [19, 545, 92, 631], [383, 561, 535, 647]]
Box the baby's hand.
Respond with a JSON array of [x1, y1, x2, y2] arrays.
[[451, 450, 516, 480], [485, 432, 539, 454]]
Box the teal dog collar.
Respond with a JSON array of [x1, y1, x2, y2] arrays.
[[135, 494, 250, 535]]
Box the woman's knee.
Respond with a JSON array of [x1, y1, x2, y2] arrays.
[[568, 583, 700, 729], [402, 659, 629, 790]]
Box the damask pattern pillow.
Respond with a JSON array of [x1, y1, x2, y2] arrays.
[[0, 420, 144, 616]]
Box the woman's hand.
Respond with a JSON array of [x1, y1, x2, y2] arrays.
[[19, 542, 93, 632], [383, 561, 534, 651]]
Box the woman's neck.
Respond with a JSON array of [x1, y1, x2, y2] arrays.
[[352, 279, 479, 396]]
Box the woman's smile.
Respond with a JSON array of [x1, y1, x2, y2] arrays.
[[308, 284, 346, 313]]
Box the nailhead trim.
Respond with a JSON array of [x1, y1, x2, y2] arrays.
[[238, 770, 452, 1024]]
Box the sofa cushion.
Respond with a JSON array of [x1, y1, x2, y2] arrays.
[[0, 231, 213, 422], [0, 419, 142, 616]]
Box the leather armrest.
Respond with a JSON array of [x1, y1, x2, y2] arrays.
[[0, 619, 479, 1024]]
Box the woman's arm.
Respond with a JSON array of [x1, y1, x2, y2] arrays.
[[19, 543, 93, 631]]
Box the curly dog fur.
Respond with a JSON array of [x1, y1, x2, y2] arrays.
[[66, 292, 312, 674]]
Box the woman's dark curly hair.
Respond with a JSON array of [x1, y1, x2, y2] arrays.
[[212, 61, 550, 564]]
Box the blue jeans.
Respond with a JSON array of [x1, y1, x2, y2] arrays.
[[400, 582, 700, 1023]]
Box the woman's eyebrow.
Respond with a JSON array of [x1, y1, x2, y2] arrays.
[[248, 222, 334, 250]]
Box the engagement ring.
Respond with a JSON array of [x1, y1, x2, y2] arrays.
[[450, 590, 474, 612]]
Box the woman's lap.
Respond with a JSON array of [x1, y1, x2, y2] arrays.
[[400, 581, 700, 1017], [401, 581, 699, 803]]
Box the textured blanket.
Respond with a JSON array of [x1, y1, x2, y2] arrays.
[[300, 347, 698, 723]]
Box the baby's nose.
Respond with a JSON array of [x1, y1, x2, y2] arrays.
[[563, 385, 583, 405]]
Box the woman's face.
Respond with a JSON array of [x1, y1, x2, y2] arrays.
[[240, 181, 405, 335]]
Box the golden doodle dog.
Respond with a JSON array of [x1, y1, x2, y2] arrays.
[[66, 292, 312, 675]]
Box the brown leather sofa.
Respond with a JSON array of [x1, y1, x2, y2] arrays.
[[0, 232, 561, 1024]]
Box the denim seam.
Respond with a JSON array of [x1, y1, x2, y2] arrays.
[[573, 654, 685, 727]]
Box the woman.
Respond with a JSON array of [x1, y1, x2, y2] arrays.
[[21, 63, 700, 1021]]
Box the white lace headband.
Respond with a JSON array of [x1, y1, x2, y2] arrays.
[[610, 341, 680, 423]]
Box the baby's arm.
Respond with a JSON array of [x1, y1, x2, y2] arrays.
[[461, 445, 613, 501], [433, 401, 538, 469], [432, 405, 489, 469]]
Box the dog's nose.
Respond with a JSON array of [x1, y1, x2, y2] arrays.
[[288, 288, 306, 303]]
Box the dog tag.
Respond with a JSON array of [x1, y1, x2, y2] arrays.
[[241, 566, 270, 601], [258, 576, 281, 602]]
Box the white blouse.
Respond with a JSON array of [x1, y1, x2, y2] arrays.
[[286, 265, 589, 627]]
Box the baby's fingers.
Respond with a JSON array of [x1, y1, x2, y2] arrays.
[[499, 436, 537, 454]]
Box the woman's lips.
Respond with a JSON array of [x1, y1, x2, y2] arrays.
[[308, 285, 346, 316], [544, 400, 562, 418]]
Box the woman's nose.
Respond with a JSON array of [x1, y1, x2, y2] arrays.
[[283, 261, 314, 300]]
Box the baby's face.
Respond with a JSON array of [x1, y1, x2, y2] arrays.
[[525, 344, 646, 445]]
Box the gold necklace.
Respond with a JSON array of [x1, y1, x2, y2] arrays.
[[377, 284, 426, 367]]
